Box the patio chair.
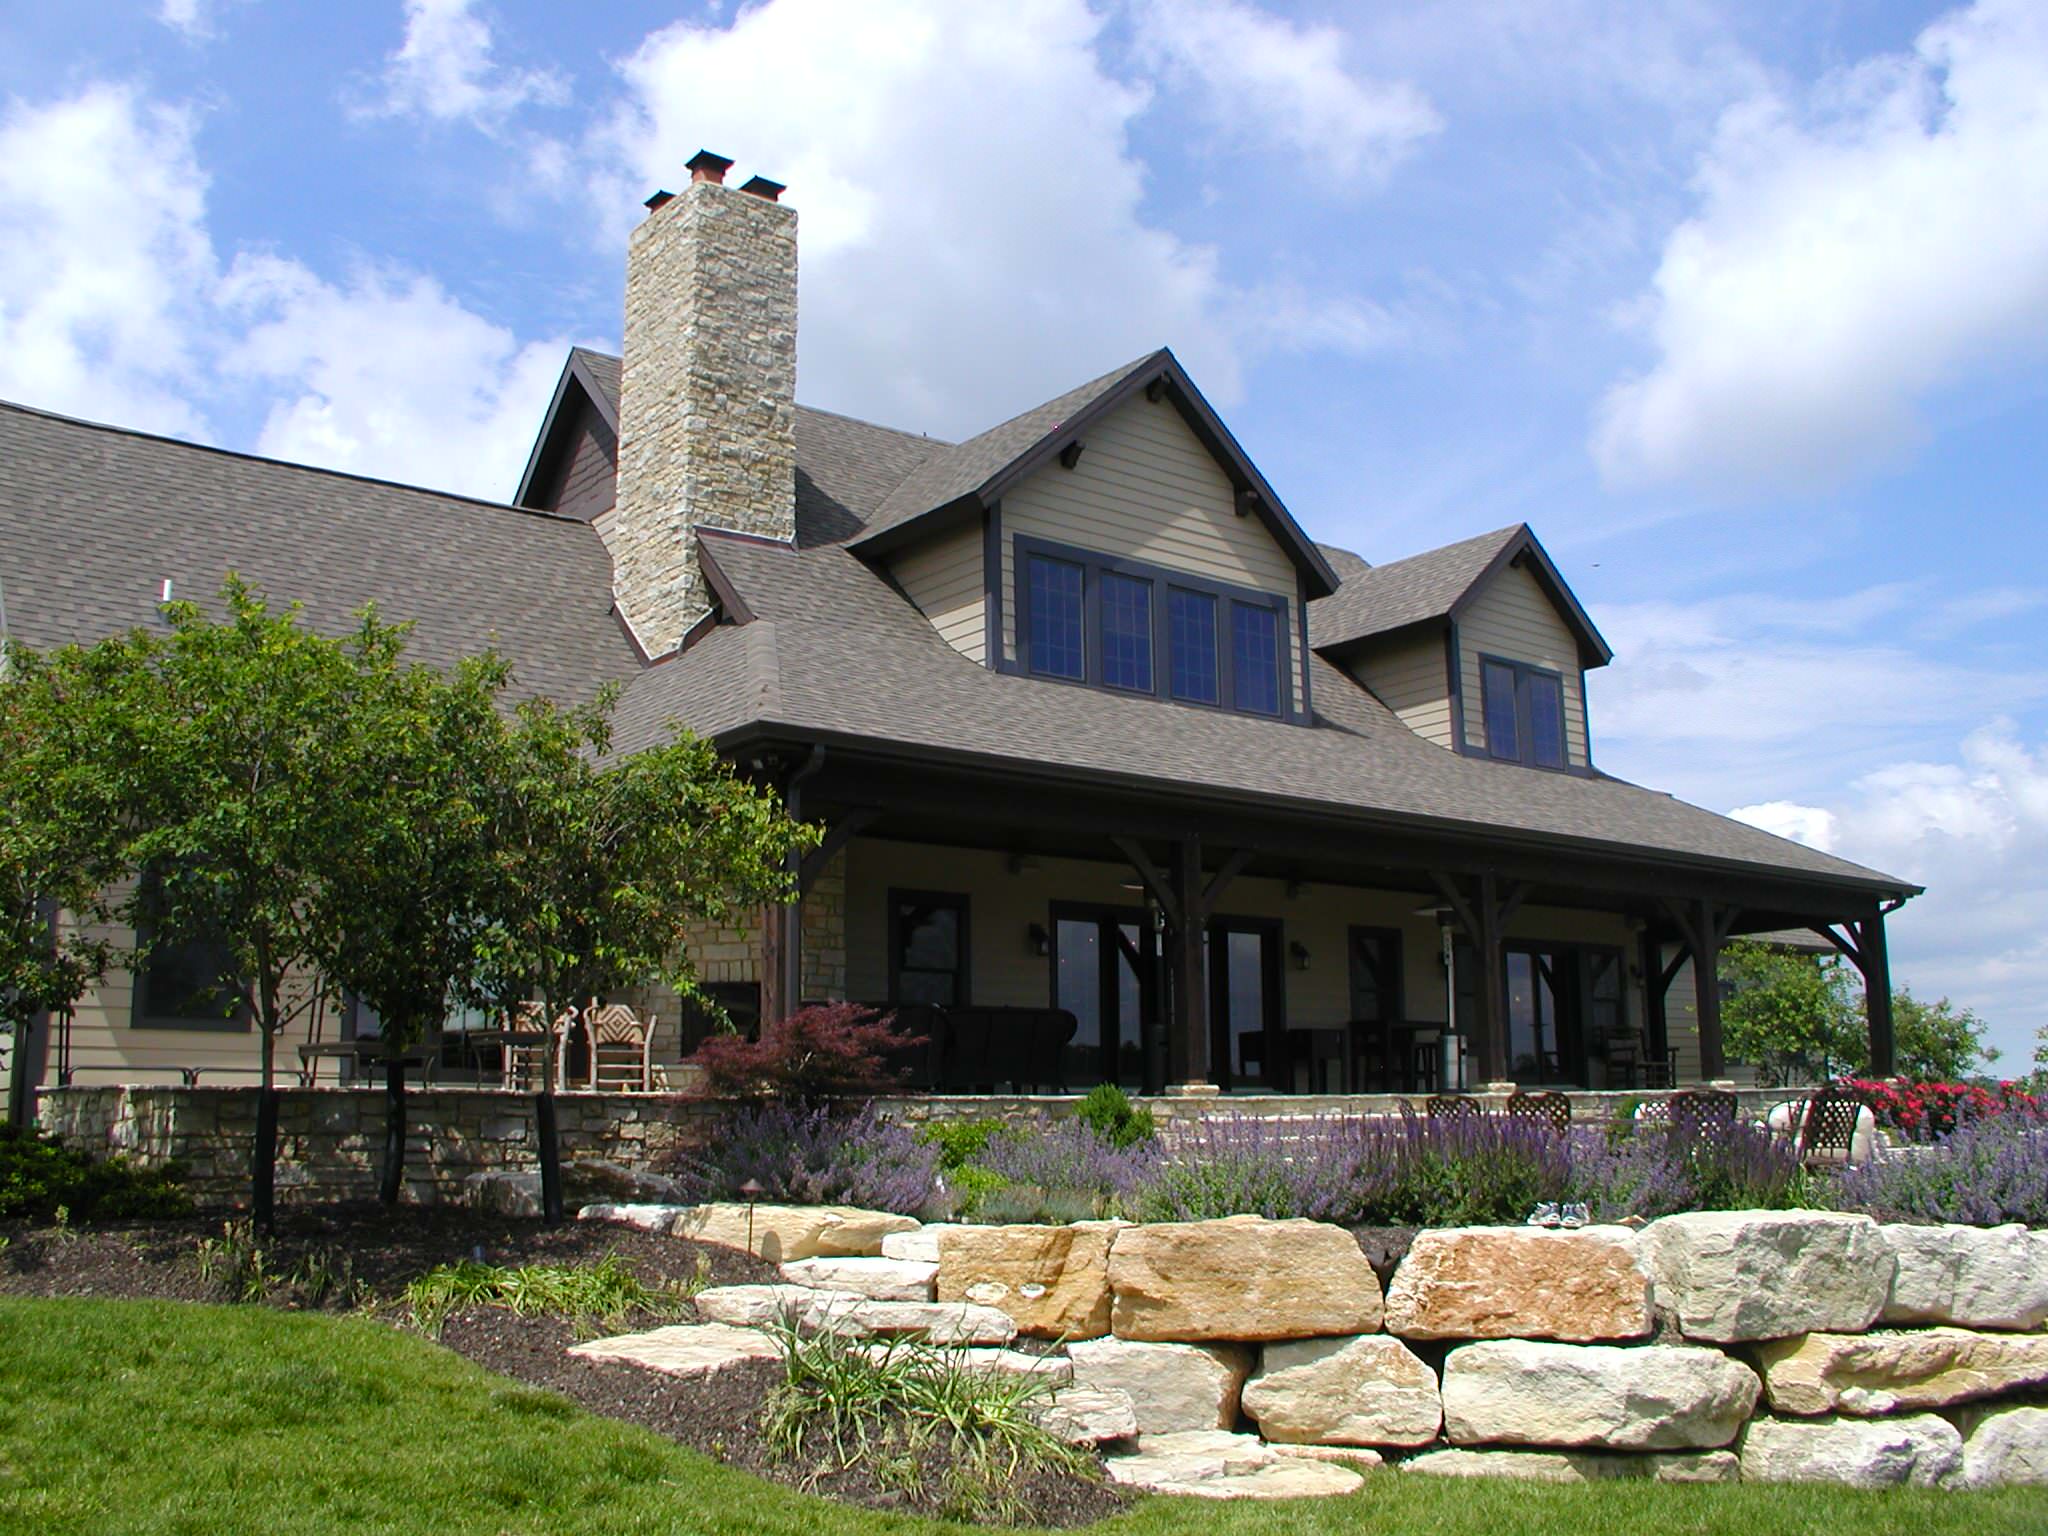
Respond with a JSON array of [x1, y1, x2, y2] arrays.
[[499, 1001, 575, 1092], [1506, 1090, 1571, 1136], [1425, 1093, 1482, 1121], [1795, 1084, 1867, 1167], [1663, 1088, 1740, 1155], [583, 1002, 658, 1093]]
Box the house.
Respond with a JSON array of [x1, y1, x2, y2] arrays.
[[0, 152, 1917, 1112]]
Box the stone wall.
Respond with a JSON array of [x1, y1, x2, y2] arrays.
[[630, 1205, 2048, 1492]]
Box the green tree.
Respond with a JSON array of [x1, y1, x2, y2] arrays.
[[0, 646, 137, 1124], [2033, 1025, 2047, 1092], [473, 692, 815, 1220], [1887, 988, 1994, 1082], [1718, 939, 1865, 1085]]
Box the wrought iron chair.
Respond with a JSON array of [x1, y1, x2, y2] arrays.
[[1425, 1093, 1482, 1121], [583, 1002, 658, 1093], [1796, 1085, 1866, 1167], [1506, 1090, 1572, 1136]]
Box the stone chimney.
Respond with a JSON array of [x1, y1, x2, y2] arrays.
[[610, 149, 797, 656]]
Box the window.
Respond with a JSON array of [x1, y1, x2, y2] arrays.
[[889, 890, 968, 1007], [1480, 656, 1570, 770], [1168, 588, 1218, 704], [1099, 571, 1153, 692], [1230, 602, 1282, 716], [1026, 556, 1084, 680], [1013, 535, 1296, 722], [131, 868, 248, 1032]]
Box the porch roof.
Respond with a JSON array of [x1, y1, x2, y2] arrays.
[[614, 532, 1915, 901]]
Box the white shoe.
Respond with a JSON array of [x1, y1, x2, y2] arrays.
[[1526, 1202, 1561, 1227], [1559, 1203, 1589, 1229]]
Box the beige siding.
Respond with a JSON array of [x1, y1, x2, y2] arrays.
[[1458, 561, 1589, 765], [889, 519, 986, 663], [1347, 631, 1455, 749], [999, 395, 1305, 713]]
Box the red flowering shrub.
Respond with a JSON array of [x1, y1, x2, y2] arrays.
[[1844, 1077, 2043, 1139], [689, 1002, 922, 1101]]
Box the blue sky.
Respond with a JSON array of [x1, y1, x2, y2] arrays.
[[3, 1, 2045, 1068]]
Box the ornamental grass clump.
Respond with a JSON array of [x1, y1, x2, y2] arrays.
[[666, 1101, 939, 1216], [760, 1317, 1095, 1525], [404, 1252, 689, 1334], [1832, 1113, 2048, 1226]]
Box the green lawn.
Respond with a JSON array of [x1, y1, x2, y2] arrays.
[[1, 1299, 2044, 1536]]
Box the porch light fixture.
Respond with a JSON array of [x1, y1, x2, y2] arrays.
[[1027, 921, 1051, 958], [1288, 940, 1311, 972]]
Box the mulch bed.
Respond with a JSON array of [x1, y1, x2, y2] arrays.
[[0, 1209, 1127, 1527]]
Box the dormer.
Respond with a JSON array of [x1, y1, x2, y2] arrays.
[[1309, 525, 1612, 770], [853, 350, 1338, 724]]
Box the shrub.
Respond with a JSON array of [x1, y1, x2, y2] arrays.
[[978, 1118, 1156, 1209], [666, 1101, 938, 1216], [1843, 1077, 2043, 1139], [1832, 1114, 2048, 1226], [917, 1117, 1011, 1171], [0, 1125, 191, 1222], [1125, 1115, 1372, 1222], [1074, 1084, 1155, 1148], [688, 1003, 921, 1102]]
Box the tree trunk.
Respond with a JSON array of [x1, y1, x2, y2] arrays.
[[253, 1018, 278, 1231], [379, 1055, 407, 1207]]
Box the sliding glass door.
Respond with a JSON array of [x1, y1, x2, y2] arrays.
[[1050, 904, 1151, 1089], [1207, 916, 1283, 1092]]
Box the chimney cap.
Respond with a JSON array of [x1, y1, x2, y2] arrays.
[[739, 174, 786, 202], [644, 189, 674, 211], [685, 149, 735, 184]]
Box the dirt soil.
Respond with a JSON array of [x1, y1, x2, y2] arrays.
[[0, 1209, 1127, 1527]]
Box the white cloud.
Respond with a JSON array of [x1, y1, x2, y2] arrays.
[[580, 0, 1410, 437], [1593, 0, 2048, 494], [0, 83, 214, 437], [0, 81, 570, 500], [219, 256, 567, 498], [1730, 723, 2048, 1067], [1128, 0, 1441, 183], [373, 0, 568, 128], [157, 0, 215, 39]]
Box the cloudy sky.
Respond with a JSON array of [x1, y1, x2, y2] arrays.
[[3, 1, 2045, 1067]]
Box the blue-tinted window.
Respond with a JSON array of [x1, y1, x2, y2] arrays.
[[1528, 672, 1566, 769], [1027, 556, 1084, 680], [1483, 660, 1520, 760], [1231, 602, 1281, 715], [1168, 588, 1219, 704], [1100, 572, 1153, 692]]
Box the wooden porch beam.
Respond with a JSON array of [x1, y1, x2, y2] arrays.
[[1110, 835, 1181, 927], [798, 807, 880, 894], [1199, 847, 1253, 920]]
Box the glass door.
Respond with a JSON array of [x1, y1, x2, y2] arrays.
[[1207, 916, 1283, 1091], [1051, 904, 1150, 1089], [1505, 946, 1561, 1083]]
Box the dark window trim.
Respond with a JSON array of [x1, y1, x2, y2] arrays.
[[887, 888, 971, 1008], [1010, 533, 1298, 723], [1474, 652, 1577, 774]]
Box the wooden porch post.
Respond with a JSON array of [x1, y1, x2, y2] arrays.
[[759, 900, 793, 1024], [1691, 898, 1727, 1081], [1167, 835, 1209, 1087], [1473, 872, 1507, 1083], [1862, 907, 1895, 1077]]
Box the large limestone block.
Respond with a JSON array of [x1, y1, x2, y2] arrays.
[[1639, 1212, 1892, 1342], [1953, 1405, 2048, 1489], [1104, 1431, 1364, 1499], [579, 1201, 692, 1232], [882, 1224, 988, 1264], [1107, 1216, 1383, 1342], [1383, 1226, 1652, 1342], [780, 1256, 937, 1301], [692, 1284, 1016, 1344], [1033, 1386, 1139, 1445], [671, 1203, 918, 1262], [1242, 1335, 1441, 1447], [567, 1323, 779, 1379], [934, 1222, 1119, 1339], [1881, 1223, 2048, 1331], [1442, 1340, 1760, 1450], [1754, 1328, 2048, 1416], [1738, 1413, 1962, 1488], [1402, 1448, 1740, 1484], [1067, 1337, 1254, 1433]]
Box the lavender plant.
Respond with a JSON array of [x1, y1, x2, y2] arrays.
[[666, 1102, 938, 1215], [1832, 1114, 2048, 1226]]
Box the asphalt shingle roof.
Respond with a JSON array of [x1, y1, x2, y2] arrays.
[[623, 530, 1908, 894], [1307, 524, 1523, 651], [0, 400, 639, 704]]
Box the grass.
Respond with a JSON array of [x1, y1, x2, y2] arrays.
[[402, 1251, 703, 1333], [0, 1298, 2044, 1536]]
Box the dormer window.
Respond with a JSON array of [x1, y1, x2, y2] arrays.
[[1482, 656, 1567, 770], [1017, 536, 1295, 721]]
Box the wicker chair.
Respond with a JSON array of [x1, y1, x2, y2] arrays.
[[1426, 1093, 1482, 1121], [1506, 1090, 1572, 1136], [582, 1002, 658, 1093]]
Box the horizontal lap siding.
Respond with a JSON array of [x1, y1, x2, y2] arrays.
[[889, 520, 986, 662], [1458, 563, 1589, 765], [1348, 632, 1454, 749], [1000, 396, 1304, 712]]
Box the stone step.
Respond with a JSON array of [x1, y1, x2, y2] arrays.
[[1105, 1431, 1365, 1499], [780, 1256, 938, 1301], [567, 1323, 780, 1379], [693, 1284, 1017, 1345]]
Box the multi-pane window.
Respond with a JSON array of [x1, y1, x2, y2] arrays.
[[891, 891, 968, 1007], [131, 866, 248, 1031], [1026, 556, 1084, 680], [1482, 656, 1570, 769], [1230, 602, 1281, 716], [1015, 537, 1294, 722], [1099, 572, 1153, 692], [1168, 588, 1219, 704]]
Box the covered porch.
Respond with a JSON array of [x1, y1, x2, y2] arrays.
[[751, 744, 1906, 1097]]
